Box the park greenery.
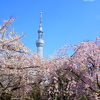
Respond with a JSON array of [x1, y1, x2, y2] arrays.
[[0, 17, 100, 100]]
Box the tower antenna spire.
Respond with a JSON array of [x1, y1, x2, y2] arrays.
[[40, 12, 43, 26]]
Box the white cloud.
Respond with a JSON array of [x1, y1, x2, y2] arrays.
[[83, 0, 95, 2]]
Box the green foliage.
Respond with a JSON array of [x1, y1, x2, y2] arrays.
[[0, 92, 12, 100], [79, 95, 89, 100], [29, 83, 41, 100]]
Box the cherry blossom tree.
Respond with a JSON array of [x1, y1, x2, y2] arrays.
[[0, 17, 43, 100], [0, 17, 99, 100]]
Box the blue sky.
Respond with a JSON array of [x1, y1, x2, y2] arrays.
[[0, 0, 100, 57]]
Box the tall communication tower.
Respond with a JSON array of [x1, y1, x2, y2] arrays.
[[36, 12, 44, 58]]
